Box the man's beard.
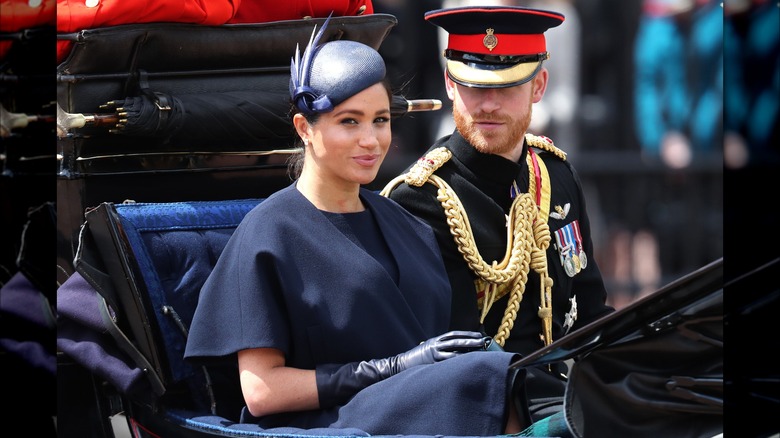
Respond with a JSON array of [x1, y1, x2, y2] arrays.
[[453, 99, 533, 156]]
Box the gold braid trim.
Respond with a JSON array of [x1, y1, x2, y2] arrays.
[[525, 133, 567, 161], [380, 147, 452, 196], [524, 137, 556, 346], [406, 147, 451, 187], [532, 217, 554, 347], [431, 174, 553, 347]]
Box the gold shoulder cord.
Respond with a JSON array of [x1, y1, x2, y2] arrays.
[[381, 134, 560, 347], [525, 133, 567, 162]]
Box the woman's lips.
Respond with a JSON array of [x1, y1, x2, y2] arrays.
[[353, 154, 380, 166]]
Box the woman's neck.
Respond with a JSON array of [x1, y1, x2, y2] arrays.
[[296, 174, 364, 213]]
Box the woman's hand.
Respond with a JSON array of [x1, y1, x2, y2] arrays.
[[316, 330, 491, 408], [389, 330, 492, 372]]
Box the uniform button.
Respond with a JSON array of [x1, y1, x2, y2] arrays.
[[303, 15, 312, 19], [357, 5, 367, 14], [28, 0, 42, 7], [85, 0, 99, 7]]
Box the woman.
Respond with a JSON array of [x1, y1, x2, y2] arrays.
[[184, 18, 528, 436]]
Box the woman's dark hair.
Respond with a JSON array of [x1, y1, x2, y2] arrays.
[[286, 78, 394, 180]]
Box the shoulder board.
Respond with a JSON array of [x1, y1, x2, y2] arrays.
[[525, 134, 567, 161], [404, 147, 452, 187]]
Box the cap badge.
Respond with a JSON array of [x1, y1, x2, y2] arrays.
[[483, 28, 497, 52]]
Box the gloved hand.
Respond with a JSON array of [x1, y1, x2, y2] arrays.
[[316, 330, 490, 408]]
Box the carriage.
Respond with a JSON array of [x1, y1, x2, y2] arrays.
[[33, 10, 757, 438]]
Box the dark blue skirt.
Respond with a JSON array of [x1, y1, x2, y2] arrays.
[[251, 351, 521, 436]]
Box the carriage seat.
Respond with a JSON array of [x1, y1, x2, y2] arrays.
[[57, 198, 563, 437], [58, 199, 333, 435]]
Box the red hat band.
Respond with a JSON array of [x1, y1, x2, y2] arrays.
[[448, 32, 546, 56]]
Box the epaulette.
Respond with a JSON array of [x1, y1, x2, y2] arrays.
[[404, 147, 452, 187], [525, 133, 567, 161]]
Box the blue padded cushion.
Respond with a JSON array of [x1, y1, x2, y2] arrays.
[[114, 199, 263, 383], [165, 409, 535, 438], [168, 409, 372, 437]]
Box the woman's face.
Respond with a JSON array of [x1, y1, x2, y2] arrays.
[[302, 83, 391, 188]]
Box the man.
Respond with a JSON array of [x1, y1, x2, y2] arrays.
[[383, 5, 614, 420]]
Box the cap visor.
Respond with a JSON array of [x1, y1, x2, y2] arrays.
[[446, 59, 542, 88]]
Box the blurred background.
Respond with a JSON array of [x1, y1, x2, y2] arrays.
[[1, 0, 57, 434]]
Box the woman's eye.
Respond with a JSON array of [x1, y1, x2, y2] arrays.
[[374, 117, 390, 124], [340, 118, 358, 125]]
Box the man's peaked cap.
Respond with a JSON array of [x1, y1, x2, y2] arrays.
[[425, 6, 564, 88]]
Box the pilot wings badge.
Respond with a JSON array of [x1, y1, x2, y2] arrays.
[[549, 203, 570, 220]]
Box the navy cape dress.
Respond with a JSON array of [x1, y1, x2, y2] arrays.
[[185, 185, 520, 436]]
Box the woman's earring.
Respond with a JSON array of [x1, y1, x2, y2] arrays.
[[303, 138, 309, 146]]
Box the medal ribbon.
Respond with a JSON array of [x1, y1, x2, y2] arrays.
[[572, 220, 584, 253], [525, 148, 550, 223]]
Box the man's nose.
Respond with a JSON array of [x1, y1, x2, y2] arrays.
[[477, 89, 502, 112]]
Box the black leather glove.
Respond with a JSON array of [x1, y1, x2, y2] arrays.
[[316, 330, 491, 408]]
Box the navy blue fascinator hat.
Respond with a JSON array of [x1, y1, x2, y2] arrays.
[[290, 16, 387, 115]]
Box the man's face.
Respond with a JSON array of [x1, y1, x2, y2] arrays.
[[446, 69, 546, 156]]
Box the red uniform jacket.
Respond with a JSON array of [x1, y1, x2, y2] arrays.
[[0, 0, 56, 60], [56, 0, 374, 63]]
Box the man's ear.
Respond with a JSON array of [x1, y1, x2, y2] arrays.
[[444, 71, 456, 101], [532, 68, 549, 103]]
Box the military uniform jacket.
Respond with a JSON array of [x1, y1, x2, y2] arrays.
[[388, 131, 614, 357]]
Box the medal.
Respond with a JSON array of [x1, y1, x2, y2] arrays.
[[563, 255, 576, 277], [571, 220, 587, 272], [571, 253, 581, 274], [555, 223, 577, 277], [579, 250, 588, 270], [555, 220, 587, 277]]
